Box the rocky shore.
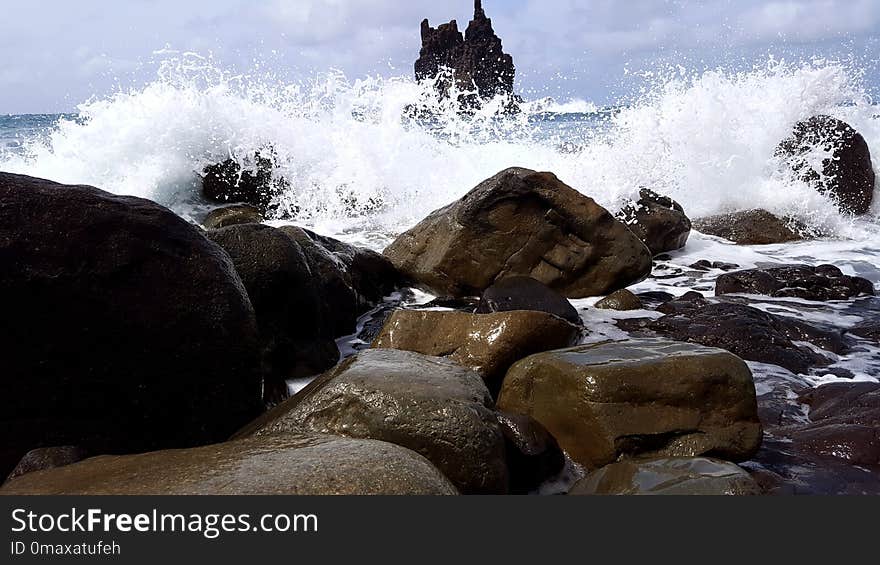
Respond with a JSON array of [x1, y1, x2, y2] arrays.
[[1, 113, 878, 495]]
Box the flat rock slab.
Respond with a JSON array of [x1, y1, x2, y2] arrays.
[[0, 434, 458, 495], [716, 264, 875, 301], [497, 338, 762, 469]]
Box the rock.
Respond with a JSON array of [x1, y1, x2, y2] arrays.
[[0, 434, 458, 495], [497, 338, 762, 469], [689, 260, 739, 272], [384, 167, 652, 298], [201, 204, 264, 229], [415, 1, 516, 109], [235, 349, 509, 494], [497, 412, 566, 495], [5, 447, 89, 483], [635, 291, 676, 308], [650, 295, 831, 374], [595, 289, 643, 311], [788, 424, 880, 467], [569, 457, 762, 495], [281, 226, 404, 336], [799, 382, 880, 425], [849, 321, 880, 343], [715, 264, 875, 301], [617, 188, 691, 255], [371, 309, 581, 395], [693, 209, 804, 244], [777, 115, 875, 215], [0, 173, 262, 478], [475, 276, 581, 324], [202, 149, 288, 213], [206, 224, 340, 398]]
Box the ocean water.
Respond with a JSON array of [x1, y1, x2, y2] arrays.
[[1, 55, 879, 388]]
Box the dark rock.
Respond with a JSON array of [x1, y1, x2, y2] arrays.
[[5, 446, 89, 483], [594, 289, 643, 311], [693, 209, 804, 244], [689, 260, 739, 272], [423, 296, 481, 311], [617, 188, 691, 255], [202, 149, 288, 213], [788, 423, 880, 466], [475, 276, 581, 324], [849, 321, 880, 343], [496, 412, 565, 495], [384, 167, 653, 298], [799, 382, 880, 425], [651, 295, 831, 374], [635, 291, 676, 308], [776, 115, 875, 215], [206, 224, 340, 399], [497, 338, 762, 469], [569, 457, 761, 495], [716, 264, 875, 301], [0, 173, 263, 478], [0, 434, 458, 495], [201, 204, 263, 229], [415, 1, 516, 109], [236, 349, 509, 494]]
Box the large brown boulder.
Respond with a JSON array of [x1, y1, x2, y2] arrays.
[[569, 457, 761, 495], [715, 264, 875, 301], [0, 173, 263, 478], [371, 309, 581, 394], [384, 168, 652, 298], [0, 434, 458, 495], [235, 349, 509, 494], [497, 339, 762, 469], [693, 209, 804, 245], [777, 115, 875, 215], [617, 188, 691, 255]]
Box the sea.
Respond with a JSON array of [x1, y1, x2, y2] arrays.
[[1, 54, 879, 420]]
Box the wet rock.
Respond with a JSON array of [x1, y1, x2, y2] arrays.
[[0, 434, 458, 495], [849, 321, 880, 343], [693, 209, 804, 244], [569, 457, 761, 495], [5, 447, 89, 483], [798, 382, 880, 426], [595, 289, 643, 311], [202, 149, 288, 213], [497, 412, 565, 495], [475, 276, 581, 324], [236, 349, 509, 494], [384, 167, 652, 298], [371, 309, 581, 395], [777, 115, 875, 215], [497, 338, 762, 469], [716, 264, 875, 301], [788, 424, 880, 467], [423, 296, 481, 311], [201, 204, 264, 229], [617, 188, 691, 255], [0, 173, 263, 478], [206, 224, 340, 397], [650, 295, 831, 374], [635, 291, 676, 308], [689, 260, 739, 272]]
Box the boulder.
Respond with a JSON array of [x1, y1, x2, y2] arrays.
[[206, 224, 340, 397], [5, 446, 88, 483], [0, 173, 263, 478], [594, 289, 643, 311], [715, 264, 875, 301], [201, 149, 287, 213], [617, 188, 691, 255], [692, 209, 803, 244], [384, 167, 652, 298], [201, 204, 264, 229], [689, 260, 739, 272], [569, 457, 761, 495], [371, 309, 581, 394], [0, 434, 458, 495], [776, 115, 875, 215], [235, 349, 509, 494], [497, 339, 762, 469], [497, 412, 565, 495], [475, 276, 581, 324]]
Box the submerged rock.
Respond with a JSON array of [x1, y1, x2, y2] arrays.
[[201, 203, 264, 229], [617, 188, 691, 255], [715, 264, 875, 301], [384, 167, 652, 298], [0, 434, 458, 495], [236, 349, 509, 494], [0, 173, 263, 478], [371, 309, 581, 394], [594, 288, 643, 311], [497, 338, 762, 469], [475, 276, 582, 324], [776, 115, 875, 215], [569, 457, 761, 495], [692, 209, 804, 245]]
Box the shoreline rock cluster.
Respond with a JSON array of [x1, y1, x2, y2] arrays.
[[1, 113, 878, 495]]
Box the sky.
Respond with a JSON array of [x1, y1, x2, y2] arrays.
[[1, 0, 878, 113]]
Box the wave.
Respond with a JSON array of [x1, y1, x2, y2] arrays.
[[1, 53, 878, 243]]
